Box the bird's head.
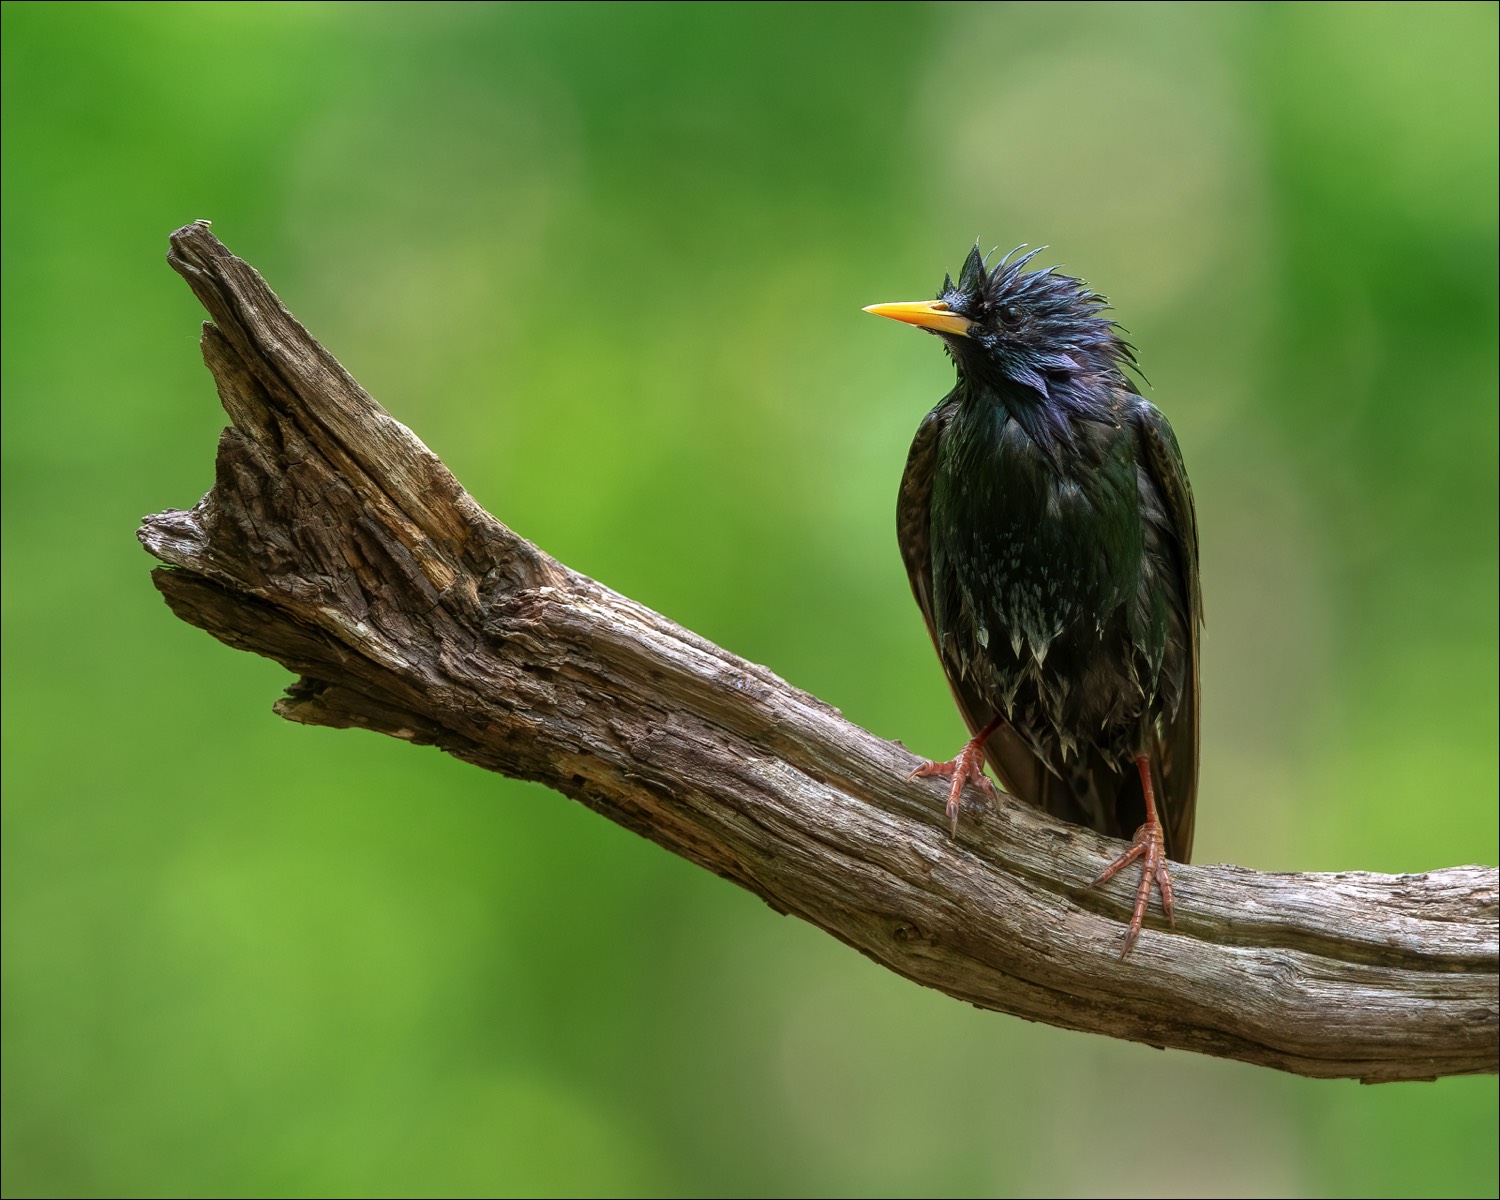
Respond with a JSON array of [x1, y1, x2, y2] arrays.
[[865, 244, 1137, 401]]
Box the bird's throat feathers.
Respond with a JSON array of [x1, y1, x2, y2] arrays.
[[951, 357, 1123, 473]]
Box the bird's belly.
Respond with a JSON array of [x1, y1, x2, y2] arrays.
[[947, 549, 1146, 726], [930, 444, 1157, 757]]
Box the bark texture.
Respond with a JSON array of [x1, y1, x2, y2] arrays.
[[139, 222, 1498, 1083]]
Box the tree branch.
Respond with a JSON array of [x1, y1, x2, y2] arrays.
[[139, 222, 1497, 1083]]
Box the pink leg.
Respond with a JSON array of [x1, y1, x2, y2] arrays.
[[909, 716, 1005, 836], [1089, 755, 1175, 959]]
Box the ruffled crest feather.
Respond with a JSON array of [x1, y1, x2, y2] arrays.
[[935, 241, 1140, 382]]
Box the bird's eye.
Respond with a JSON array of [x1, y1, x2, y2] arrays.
[[997, 303, 1023, 328]]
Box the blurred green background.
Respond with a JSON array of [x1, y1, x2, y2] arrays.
[[3, 2, 1496, 1196]]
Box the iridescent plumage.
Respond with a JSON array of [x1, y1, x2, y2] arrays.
[[871, 245, 1202, 953]]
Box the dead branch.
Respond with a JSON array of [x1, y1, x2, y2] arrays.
[[139, 222, 1498, 1083]]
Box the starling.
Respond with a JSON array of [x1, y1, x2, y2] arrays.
[[866, 245, 1201, 956]]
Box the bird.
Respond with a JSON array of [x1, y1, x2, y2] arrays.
[[865, 244, 1201, 957]]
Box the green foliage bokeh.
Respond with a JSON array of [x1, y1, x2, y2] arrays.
[[3, 3, 1496, 1196]]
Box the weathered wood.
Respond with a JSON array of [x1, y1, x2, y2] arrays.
[[139, 222, 1498, 1083]]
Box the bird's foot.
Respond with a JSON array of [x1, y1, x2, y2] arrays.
[[909, 724, 1001, 836], [1089, 815, 1175, 959]]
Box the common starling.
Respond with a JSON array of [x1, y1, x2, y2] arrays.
[[866, 245, 1201, 956]]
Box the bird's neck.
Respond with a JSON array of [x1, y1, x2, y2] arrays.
[[955, 367, 1115, 471]]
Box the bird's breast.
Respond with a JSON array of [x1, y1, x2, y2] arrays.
[[928, 400, 1152, 732]]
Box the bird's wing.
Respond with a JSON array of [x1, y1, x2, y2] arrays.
[[895, 398, 951, 644], [896, 396, 1048, 809], [1136, 403, 1202, 863]]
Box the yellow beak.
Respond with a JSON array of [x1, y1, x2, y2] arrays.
[[862, 299, 973, 337]]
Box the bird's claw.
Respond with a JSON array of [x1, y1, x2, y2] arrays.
[[1089, 818, 1175, 958], [910, 747, 998, 836]]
